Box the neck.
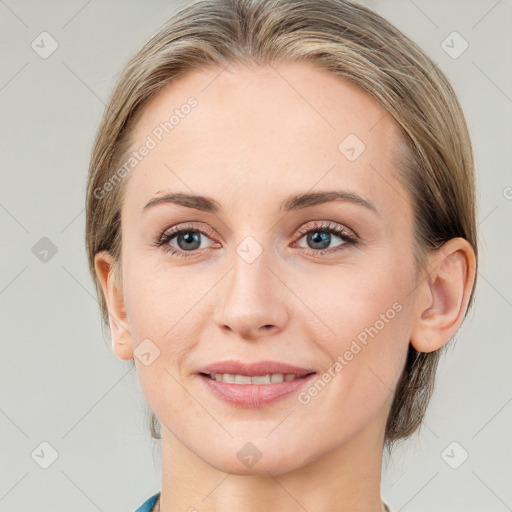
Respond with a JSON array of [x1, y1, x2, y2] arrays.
[[157, 409, 388, 512]]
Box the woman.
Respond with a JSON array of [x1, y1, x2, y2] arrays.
[[85, 0, 478, 510]]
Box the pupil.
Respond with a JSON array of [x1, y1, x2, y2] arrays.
[[308, 231, 330, 249], [178, 231, 201, 250]]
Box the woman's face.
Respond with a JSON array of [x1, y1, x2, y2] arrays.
[[114, 61, 420, 474]]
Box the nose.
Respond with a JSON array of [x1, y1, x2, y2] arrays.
[[213, 245, 289, 340]]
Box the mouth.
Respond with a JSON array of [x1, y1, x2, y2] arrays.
[[196, 359, 316, 378], [195, 360, 317, 407], [199, 372, 315, 384]]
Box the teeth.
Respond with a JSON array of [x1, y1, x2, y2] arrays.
[[210, 373, 301, 384], [234, 374, 252, 384]]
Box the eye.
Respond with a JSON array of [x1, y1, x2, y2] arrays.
[[293, 220, 358, 255], [155, 223, 218, 257]]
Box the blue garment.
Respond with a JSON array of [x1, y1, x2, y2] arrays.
[[134, 492, 160, 512]]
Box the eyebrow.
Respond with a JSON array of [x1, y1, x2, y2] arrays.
[[142, 190, 378, 215], [281, 190, 378, 214]]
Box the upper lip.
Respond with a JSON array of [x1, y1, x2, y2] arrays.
[[197, 360, 316, 377]]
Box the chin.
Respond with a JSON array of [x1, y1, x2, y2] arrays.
[[197, 437, 314, 477], [207, 454, 305, 477]]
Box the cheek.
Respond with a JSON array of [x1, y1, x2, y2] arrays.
[[289, 268, 413, 456], [122, 254, 208, 339], [293, 255, 414, 392], [299, 252, 411, 333], [121, 257, 213, 400]]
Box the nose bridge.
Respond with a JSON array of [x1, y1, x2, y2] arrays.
[[213, 233, 288, 338]]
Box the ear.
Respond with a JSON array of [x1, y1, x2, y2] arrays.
[[410, 237, 476, 353], [94, 251, 134, 361]]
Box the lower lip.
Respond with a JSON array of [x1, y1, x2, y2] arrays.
[[198, 373, 317, 408]]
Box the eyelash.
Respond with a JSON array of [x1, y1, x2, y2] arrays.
[[154, 220, 358, 258]]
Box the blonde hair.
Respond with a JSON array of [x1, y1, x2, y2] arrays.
[[85, 0, 478, 452]]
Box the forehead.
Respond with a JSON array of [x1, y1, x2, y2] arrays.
[[124, 61, 408, 217]]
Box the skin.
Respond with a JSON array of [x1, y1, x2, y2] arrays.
[[95, 61, 476, 512]]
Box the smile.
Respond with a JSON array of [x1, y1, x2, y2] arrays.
[[202, 373, 306, 384]]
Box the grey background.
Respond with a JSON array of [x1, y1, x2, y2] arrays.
[[0, 0, 511, 511]]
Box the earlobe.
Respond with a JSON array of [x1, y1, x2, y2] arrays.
[[410, 238, 476, 353], [94, 251, 134, 361]]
